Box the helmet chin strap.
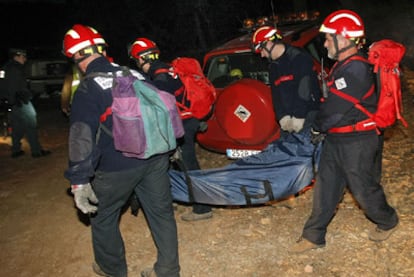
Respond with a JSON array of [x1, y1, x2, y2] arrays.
[[263, 41, 279, 62], [332, 35, 356, 60]]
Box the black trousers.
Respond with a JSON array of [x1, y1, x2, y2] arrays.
[[302, 133, 398, 245], [180, 117, 211, 214], [91, 156, 180, 277]]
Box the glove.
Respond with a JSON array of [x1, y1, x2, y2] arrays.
[[71, 183, 98, 214], [279, 115, 293, 132], [198, 121, 208, 133], [310, 128, 326, 145], [170, 146, 183, 162], [291, 117, 305, 133]]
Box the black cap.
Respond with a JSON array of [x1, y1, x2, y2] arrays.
[[9, 48, 27, 57]]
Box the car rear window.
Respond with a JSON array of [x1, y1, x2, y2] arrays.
[[206, 53, 269, 88]]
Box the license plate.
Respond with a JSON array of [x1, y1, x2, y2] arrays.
[[226, 149, 261, 159]]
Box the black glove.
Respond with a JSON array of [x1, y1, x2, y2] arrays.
[[310, 128, 326, 145]]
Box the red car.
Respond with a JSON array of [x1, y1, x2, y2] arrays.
[[197, 18, 328, 158]]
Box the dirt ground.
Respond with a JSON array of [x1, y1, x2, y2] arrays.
[[0, 70, 413, 277]]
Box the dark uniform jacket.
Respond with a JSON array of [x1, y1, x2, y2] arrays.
[[269, 44, 320, 121], [148, 60, 192, 109], [64, 56, 164, 185], [3, 60, 32, 106], [148, 60, 182, 93], [313, 54, 377, 135]]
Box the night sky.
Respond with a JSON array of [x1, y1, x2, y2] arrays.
[[1, 0, 412, 66]]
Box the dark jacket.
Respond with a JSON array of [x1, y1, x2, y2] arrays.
[[269, 44, 321, 121], [3, 60, 32, 106], [313, 54, 376, 134], [148, 60, 182, 93], [148, 60, 190, 107], [64, 56, 164, 185]]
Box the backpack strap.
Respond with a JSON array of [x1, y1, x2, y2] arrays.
[[328, 86, 379, 134], [82, 71, 117, 144], [327, 55, 379, 134], [328, 118, 377, 133], [100, 106, 112, 122], [329, 85, 375, 118]]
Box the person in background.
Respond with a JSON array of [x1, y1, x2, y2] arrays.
[[252, 25, 321, 138], [62, 24, 180, 277], [4, 48, 51, 158], [229, 68, 243, 82], [289, 10, 399, 253], [129, 37, 213, 221]]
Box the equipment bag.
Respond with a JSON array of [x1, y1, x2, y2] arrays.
[[95, 67, 184, 159], [330, 39, 407, 131], [169, 129, 319, 206], [157, 57, 216, 120]]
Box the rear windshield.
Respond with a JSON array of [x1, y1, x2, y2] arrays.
[[205, 53, 269, 88]]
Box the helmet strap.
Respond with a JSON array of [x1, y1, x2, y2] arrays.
[[262, 41, 275, 62], [332, 35, 357, 60], [266, 41, 283, 62]]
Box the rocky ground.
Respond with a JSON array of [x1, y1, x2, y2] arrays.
[[0, 69, 413, 277]]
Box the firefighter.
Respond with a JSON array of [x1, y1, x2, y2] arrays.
[[252, 25, 321, 137], [130, 38, 213, 221], [63, 24, 180, 277], [289, 10, 399, 253]]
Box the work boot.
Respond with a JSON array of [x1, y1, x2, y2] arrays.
[[369, 224, 398, 241], [141, 267, 157, 277], [181, 211, 212, 221], [92, 262, 113, 277], [289, 237, 325, 253]]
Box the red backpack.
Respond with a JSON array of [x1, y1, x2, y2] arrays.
[[329, 39, 407, 133], [157, 57, 216, 120]]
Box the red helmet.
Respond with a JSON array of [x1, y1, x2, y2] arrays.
[[319, 10, 365, 39], [251, 26, 282, 53], [63, 24, 107, 58], [129, 37, 160, 61]]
